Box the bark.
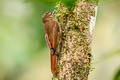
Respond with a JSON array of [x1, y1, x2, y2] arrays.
[[53, 0, 98, 80]]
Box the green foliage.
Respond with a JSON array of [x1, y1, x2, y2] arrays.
[[114, 68, 120, 80], [25, 0, 77, 9], [60, 0, 77, 9], [25, 0, 118, 3], [25, 0, 59, 3]]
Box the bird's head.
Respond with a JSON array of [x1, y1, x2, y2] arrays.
[[42, 12, 53, 23]]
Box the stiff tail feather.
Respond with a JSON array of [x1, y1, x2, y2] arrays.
[[50, 49, 58, 74]]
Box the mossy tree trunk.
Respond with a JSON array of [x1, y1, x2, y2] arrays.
[[53, 0, 98, 80]]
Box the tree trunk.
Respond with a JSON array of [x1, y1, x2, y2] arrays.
[[53, 0, 98, 80]]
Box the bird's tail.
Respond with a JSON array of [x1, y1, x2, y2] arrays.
[[50, 49, 58, 74]]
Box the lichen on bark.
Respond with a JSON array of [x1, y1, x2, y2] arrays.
[[53, 0, 98, 80]]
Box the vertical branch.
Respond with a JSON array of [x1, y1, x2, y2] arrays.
[[53, 0, 98, 80]]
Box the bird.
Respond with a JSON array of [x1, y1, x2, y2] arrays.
[[42, 11, 60, 74]]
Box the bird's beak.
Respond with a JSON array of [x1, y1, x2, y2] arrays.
[[52, 10, 56, 16]]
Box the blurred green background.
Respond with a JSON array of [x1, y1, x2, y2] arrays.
[[0, 0, 120, 80]]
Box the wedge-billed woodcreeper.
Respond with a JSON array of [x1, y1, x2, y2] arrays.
[[42, 12, 60, 74]]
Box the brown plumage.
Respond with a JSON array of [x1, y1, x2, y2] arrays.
[[42, 12, 60, 74]]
